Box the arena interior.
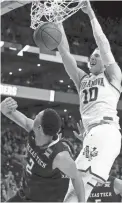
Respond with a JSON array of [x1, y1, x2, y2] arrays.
[[1, 0, 122, 201]]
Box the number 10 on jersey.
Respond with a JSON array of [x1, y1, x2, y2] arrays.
[[83, 87, 98, 104]]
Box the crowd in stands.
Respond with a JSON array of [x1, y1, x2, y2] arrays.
[[1, 3, 122, 202], [1, 13, 122, 91], [69, 16, 122, 61], [1, 112, 122, 202]]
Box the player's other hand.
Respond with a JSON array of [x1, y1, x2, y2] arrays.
[[1, 97, 18, 114], [80, 0, 92, 15], [73, 120, 85, 142]]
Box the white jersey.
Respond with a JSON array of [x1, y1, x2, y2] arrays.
[[79, 72, 120, 132]]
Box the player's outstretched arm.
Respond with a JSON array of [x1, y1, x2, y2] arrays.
[[53, 151, 85, 202], [1, 97, 33, 132], [80, 0, 121, 90], [58, 23, 86, 92]]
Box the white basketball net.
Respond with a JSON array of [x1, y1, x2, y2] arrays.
[[30, 0, 83, 30]]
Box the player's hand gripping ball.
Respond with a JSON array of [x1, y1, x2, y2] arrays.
[[33, 22, 62, 52], [1, 97, 18, 114]]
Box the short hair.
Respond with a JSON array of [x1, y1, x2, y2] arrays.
[[90, 47, 99, 56], [89, 47, 100, 62], [41, 108, 61, 136]]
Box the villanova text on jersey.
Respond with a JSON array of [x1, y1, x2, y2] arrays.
[[79, 73, 120, 132], [80, 77, 104, 90]]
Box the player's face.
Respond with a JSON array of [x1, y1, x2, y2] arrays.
[[89, 49, 105, 75], [33, 110, 50, 145]]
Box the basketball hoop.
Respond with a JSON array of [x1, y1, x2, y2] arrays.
[[30, 0, 83, 30]]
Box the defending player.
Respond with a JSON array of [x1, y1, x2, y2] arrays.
[[88, 176, 122, 202], [58, 0, 122, 201], [1, 97, 85, 202]]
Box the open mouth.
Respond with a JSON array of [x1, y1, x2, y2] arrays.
[[90, 58, 97, 66]]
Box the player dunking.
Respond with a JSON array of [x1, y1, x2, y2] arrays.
[[1, 97, 85, 202], [74, 120, 122, 202], [58, 0, 122, 201]]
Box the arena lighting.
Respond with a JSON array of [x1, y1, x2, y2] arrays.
[[18, 68, 22, 71], [68, 85, 71, 88], [64, 109, 67, 112], [17, 45, 30, 56], [26, 80, 30, 84], [9, 72, 13, 75], [69, 115, 72, 118], [37, 64, 41, 67], [9, 47, 17, 51], [59, 80, 64, 83], [0, 41, 4, 47]]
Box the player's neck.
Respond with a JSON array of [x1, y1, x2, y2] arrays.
[[91, 71, 103, 76]]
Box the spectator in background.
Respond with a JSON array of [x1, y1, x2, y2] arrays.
[[5, 171, 15, 183], [7, 182, 18, 200], [1, 183, 8, 202], [111, 160, 119, 177]]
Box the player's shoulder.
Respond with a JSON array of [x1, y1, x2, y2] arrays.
[[79, 73, 90, 84], [60, 138, 74, 156], [52, 138, 69, 152], [51, 138, 74, 158], [52, 150, 71, 171]]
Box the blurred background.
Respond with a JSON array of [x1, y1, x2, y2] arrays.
[[1, 1, 122, 201]]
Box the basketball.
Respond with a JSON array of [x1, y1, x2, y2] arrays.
[[33, 22, 62, 51]]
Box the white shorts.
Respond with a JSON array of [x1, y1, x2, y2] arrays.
[[76, 123, 121, 182], [64, 124, 121, 202]]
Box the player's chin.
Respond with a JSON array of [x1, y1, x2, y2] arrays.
[[90, 66, 101, 75], [90, 66, 98, 74]]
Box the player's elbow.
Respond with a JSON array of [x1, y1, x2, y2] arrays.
[[25, 118, 33, 132], [103, 37, 111, 51], [96, 32, 111, 54]]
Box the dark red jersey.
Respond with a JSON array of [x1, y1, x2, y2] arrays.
[[88, 176, 121, 202], [21, 132, 71, 202]]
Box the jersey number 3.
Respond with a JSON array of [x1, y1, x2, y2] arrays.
[[26, 158, 34, 175], [83, 87, 98, 104]]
